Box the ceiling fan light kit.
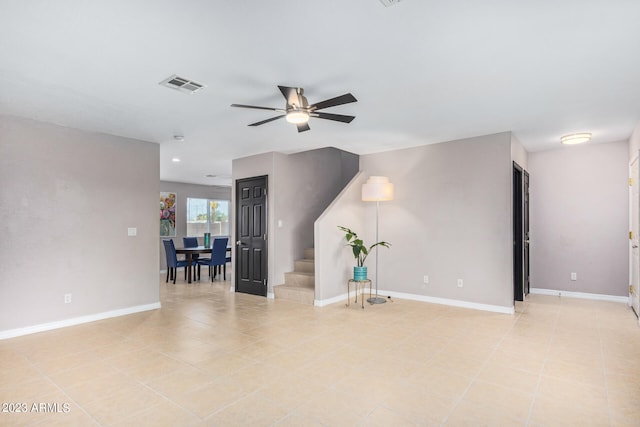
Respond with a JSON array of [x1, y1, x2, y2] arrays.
[[560, 132, 591, 145], [231, 85, 357, 133], [285, 110, 309, 124]]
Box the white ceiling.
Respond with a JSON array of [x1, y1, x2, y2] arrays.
[[1, 0, 639, 186]]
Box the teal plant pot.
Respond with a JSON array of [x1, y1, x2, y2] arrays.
[[353, 266, 368, 281]]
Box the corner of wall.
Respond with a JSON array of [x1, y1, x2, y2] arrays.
[[510, 132, 528, 170]]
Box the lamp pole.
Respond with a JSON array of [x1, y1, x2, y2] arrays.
[[368, 199, 386, 304]]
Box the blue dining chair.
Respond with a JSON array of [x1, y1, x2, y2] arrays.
[[183, 236, 199, 248], [183, 236, 200, 279], [197, 237, 229, 281], [163, 239, 191, 284]]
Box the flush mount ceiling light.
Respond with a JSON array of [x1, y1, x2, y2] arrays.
[[171, 158, 180, 162], [561, 133, 592, 145], [285, 110, 310, 124], [173, 135, 185, 142]]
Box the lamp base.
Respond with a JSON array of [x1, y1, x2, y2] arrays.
[[367, 297, 387, 304]]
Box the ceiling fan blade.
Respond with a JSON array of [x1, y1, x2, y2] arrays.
[[297, 123, 310, 133], [248, 115, 285, 126], [231, 103, 283, 112], [313, 112, 356, 123], [309, 93, 357, 111]]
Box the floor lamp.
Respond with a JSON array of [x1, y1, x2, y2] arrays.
[[362, 176, 394, 304]]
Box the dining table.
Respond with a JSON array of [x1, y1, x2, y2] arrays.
[[174, 246, 211, 283], [175, 245, 232, 283]]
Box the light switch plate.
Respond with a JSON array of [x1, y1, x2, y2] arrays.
[[128, 227, 137, 236]]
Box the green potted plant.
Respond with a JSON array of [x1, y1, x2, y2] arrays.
[[338, 226, 391, 281]]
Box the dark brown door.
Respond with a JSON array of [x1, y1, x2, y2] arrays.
[[235, 176, 268, 296]]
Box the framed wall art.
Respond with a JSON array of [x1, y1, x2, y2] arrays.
[[160, 192, 177, 237]]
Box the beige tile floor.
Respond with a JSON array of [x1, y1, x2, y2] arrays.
[[1, 276, 640, 426]]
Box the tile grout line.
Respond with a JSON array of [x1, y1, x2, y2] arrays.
[[439, 302, 528, 426], [597, 306, 614, 427], [523, 303, 560, 427]]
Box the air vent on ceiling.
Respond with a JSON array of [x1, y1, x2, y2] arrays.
[[159, 74, 206, 94], [379, 0, 402, 6]]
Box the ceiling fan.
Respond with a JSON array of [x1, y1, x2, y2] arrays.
[[231, 85, 357, 133]]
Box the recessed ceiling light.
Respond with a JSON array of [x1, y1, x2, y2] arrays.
[[205, 174, 217, 178], [561, 133, 591, 145], [171, 158, 181, 162], [173, 135, 185, 142]]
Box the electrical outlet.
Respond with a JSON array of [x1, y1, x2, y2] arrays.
[[570, 272, 577, 281], [64, 293, 72, 304], [457, 279, 464, 288], [423, 275, 429, 284]]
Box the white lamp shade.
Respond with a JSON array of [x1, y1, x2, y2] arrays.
[[362, 176, 394, 201]]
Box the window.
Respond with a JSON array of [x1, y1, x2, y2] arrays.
[[186, 198, 230, 237]]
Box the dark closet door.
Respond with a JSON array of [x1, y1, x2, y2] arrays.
[[235, 176, 268, 296], [513, 162, 530, 302], [524, 170, 530, 296], [513, 164, 524, 301]]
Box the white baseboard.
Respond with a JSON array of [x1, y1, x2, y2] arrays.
[[315, 289, 514, 314], [0, 302, 161, 340], [530, 287, 629, 303], [314, 293, 349, 307]]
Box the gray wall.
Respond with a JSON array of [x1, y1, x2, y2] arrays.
[[159, 181, 231, 270], [528, 141, 629, 296], [232, 130, 628, 308], [273, 148, 359, 287], [356, 132, 515, 308], [0, 116, 160, 333], [232, 148, 358, 294]]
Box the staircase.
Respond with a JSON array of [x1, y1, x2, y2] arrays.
[[273, 248, 315, 305]]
